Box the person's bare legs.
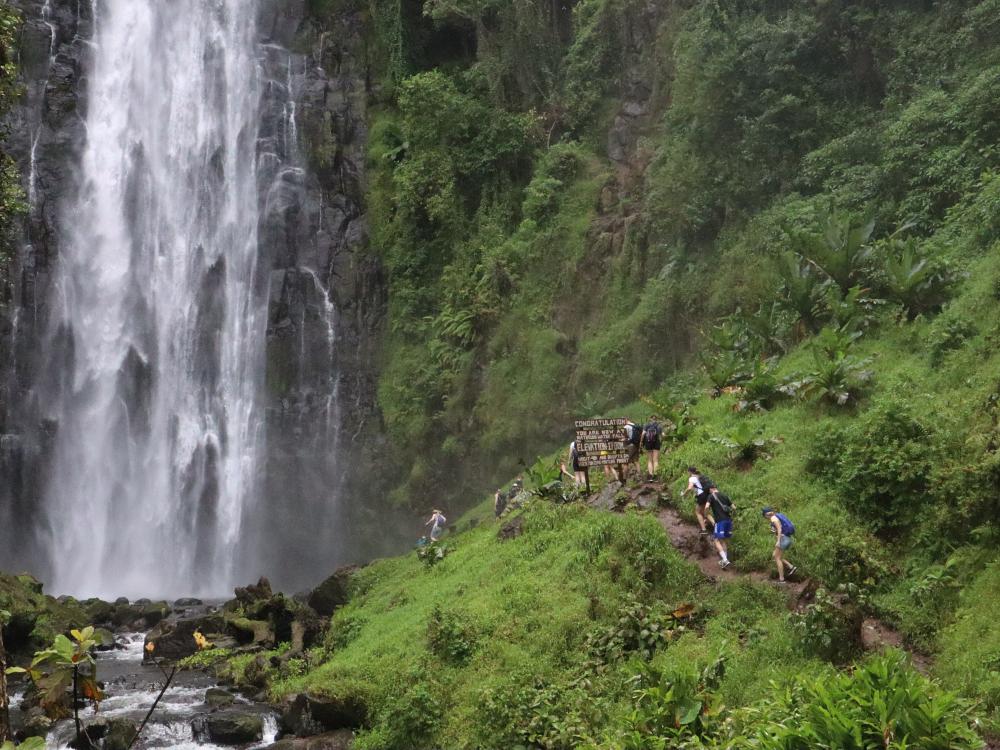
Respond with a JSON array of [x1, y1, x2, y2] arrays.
[[773, 547, 786, 581], [695, 502, 709, 531], [713, 538, 728, 560], [647, 449, 660, 477]]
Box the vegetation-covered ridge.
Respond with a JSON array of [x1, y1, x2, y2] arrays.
[[312, 0, 1000, 515]]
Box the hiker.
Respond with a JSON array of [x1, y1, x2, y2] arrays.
[[762, 507, 798, 583], [509, 475, 523, 500], [561, 441, 588, 487], [494, 488, 507, 519], [682, 467, 714, 534], [426, 509, 447, 542], [622, 419, 642, 481], [642, 416, 662, 480], [706, 487, 734, 569]]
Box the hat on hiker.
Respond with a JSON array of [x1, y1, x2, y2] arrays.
[[761, 506, 774, 516]]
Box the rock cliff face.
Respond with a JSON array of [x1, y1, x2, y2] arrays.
[[0, 0, 393, 589]]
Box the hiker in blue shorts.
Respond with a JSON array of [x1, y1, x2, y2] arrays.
[[762, 507, 798, 583], [707, 487, 734, 569]]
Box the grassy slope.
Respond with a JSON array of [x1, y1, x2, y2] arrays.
[[231, 192, 1000, 746]]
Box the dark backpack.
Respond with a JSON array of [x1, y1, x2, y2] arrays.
[[697, 475, 716, 494], [644, 423, 661, 443], [627, 423, 641, 446], [775, 512, 795, 536]]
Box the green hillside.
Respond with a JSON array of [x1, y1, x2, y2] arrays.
[[228, 2, 1000, 745]]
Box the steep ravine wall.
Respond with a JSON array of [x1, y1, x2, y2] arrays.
[[0, 0, 398, 591]]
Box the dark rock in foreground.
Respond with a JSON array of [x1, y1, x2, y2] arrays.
[[103, 719, 138, 750], [263, 730, 354, 750], [281, 693, 367, 736]]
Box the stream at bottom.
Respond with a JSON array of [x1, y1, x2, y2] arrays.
[[42, 634, 278, 749]]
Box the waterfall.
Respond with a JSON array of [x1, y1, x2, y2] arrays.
[[40, 0, 267, 598]]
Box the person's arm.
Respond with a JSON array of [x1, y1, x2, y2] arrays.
[[771, 516, 782, 546]]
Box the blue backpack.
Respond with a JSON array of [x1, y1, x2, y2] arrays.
[[775, 513, 795, 536]]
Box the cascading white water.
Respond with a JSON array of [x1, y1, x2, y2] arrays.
[[41, 0, 266, 598]]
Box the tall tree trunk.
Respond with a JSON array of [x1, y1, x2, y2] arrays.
[[0, 624, 11, 742]]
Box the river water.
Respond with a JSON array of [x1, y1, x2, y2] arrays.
[[21, 635, 278, 749]]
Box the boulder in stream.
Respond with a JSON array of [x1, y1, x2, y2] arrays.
[[206, 687, 237, 708], [145, 613, 230, 661], [103, 719, 138, 750], [193, 711, 264, 745]]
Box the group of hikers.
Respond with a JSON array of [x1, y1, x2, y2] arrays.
[[421, 415, 800, 583], [561, 417, 662, 488], [683, 466, 798, 583]]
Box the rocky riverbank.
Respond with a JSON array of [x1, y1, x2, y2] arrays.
[[2, 568, 363, 749]]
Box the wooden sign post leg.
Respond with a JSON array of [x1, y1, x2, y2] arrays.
[[585, 467, 591, 495]]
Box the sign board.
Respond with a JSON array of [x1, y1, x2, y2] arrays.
[[574, 418, 630, 467]]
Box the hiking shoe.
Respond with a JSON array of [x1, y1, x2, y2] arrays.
[[719, 560, 731, 569], [699, 529, 711, 536], [786, 565, 798, 578], [775, 579, 787, 585]]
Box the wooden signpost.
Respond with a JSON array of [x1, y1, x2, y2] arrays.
[[574, 418, 630, 492]]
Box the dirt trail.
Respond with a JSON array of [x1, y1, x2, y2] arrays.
[[604, 480, 931, 672]]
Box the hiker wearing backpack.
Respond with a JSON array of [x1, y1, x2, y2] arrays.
[[642, 416, 662, 481], [762, 507, 798, 583], [426, 509, 447, 542], [707, 487, 735, 569], [561, 441, 588, 488], [623, 420, 643, 481], [682, 467, 715, 534], [494, 488, 507, 519]]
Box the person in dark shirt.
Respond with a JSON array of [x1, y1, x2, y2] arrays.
[[706, 487, 734, 569]]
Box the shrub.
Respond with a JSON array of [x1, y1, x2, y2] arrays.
[[789, 584, 866, 663], [426, 605, 478, 665], [809, 401, 936, 536], [733, 652, 983, 749]]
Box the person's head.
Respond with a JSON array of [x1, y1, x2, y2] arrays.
[[761, 506, 774, 519], [649, 414, 659, 422], [688, 466, 699, 475]]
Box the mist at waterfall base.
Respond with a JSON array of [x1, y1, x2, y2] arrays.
[[0, 0, 367, 600]]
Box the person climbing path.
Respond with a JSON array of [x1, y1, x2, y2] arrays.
[[561, 441, 588, 488], [762, 507, 798, 582], [642, 416, 662, 480], [706, 487, 734, 569], [426, 509, 447, 542], [681, 467, 714, 534]]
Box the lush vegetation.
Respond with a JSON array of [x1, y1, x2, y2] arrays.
[[0, 4, 24, 286], [342, 0, 1000, 518], [261, 2, 1000, 746]]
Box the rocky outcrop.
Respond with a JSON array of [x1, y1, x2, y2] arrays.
[[280, 693, 367, 736], [306, 566, 358, 617]]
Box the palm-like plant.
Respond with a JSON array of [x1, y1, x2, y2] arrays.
[[794, 208, 876, 295], [701, 350, 749, 396], [879, 237, 955, 319], [803, 347, 874, 407], [711, 421, 780, 464], [776, 251, 827, 337]]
